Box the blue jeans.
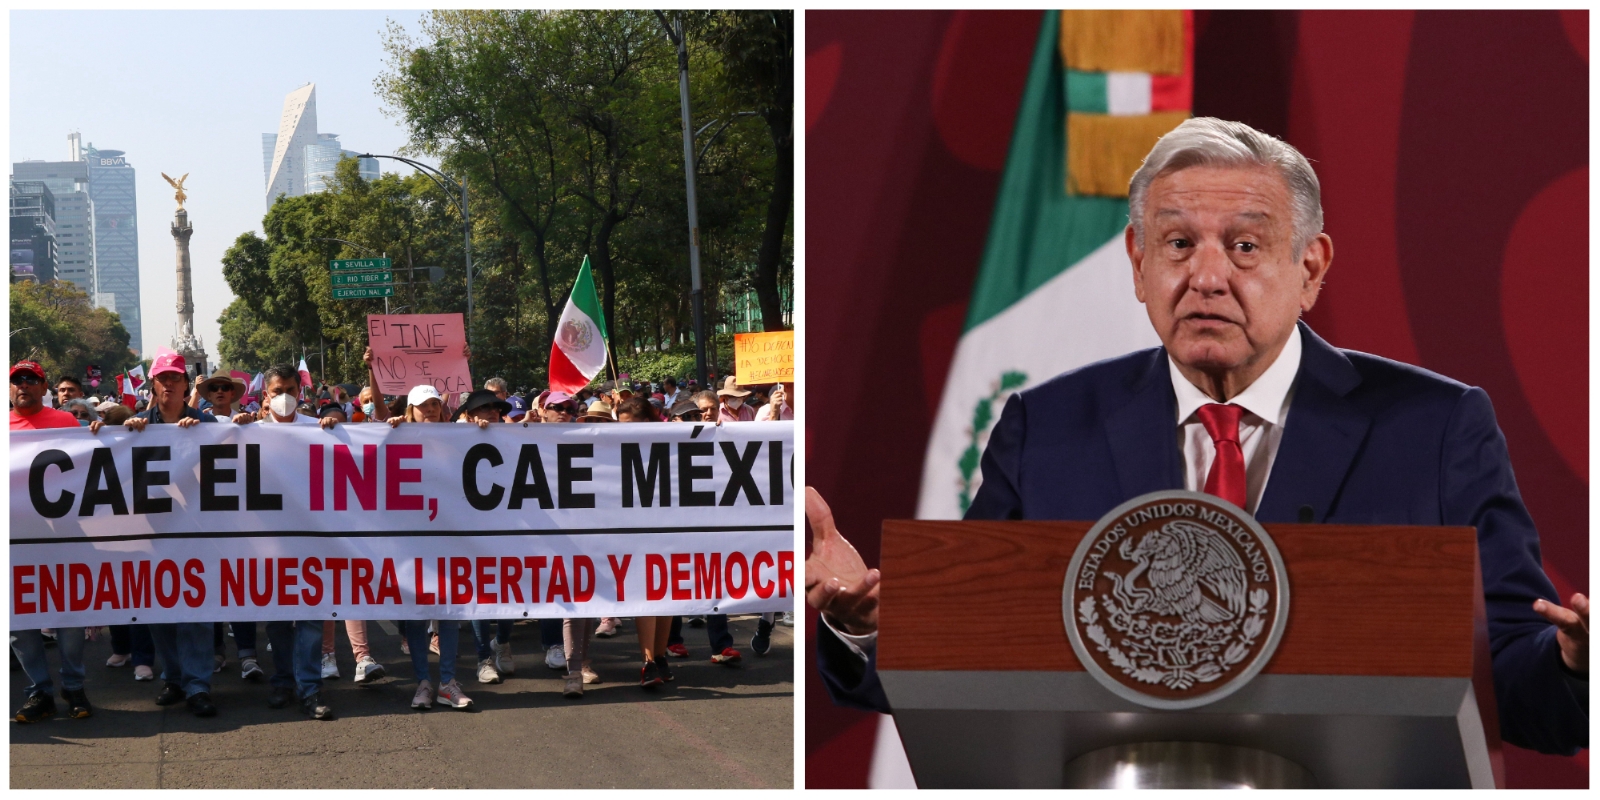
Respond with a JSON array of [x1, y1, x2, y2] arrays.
[[150, 622, 213, 697], [109, 624, 156, 667], [541, 618, 562, 649], [265, 620, 324, 699], [229, 621, 259, 659], [472, 620, 514, 660], [12, 628, 86, 696], [406, 620, 458, 685]]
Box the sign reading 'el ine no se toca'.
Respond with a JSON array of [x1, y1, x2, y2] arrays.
[[367, 313, 472, 396], [733, 331, 794, 385]]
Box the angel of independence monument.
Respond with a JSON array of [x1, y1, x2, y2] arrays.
[[165, 172, 208, 375]]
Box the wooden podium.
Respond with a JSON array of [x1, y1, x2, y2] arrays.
[[876, 520, 1504, 788]]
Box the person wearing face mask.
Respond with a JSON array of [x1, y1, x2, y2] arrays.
[[716, 376, 755, 423], [243, 364, 338, 721], [354, 346, 391, 424]]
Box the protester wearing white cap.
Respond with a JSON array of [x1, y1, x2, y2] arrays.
[[389, 384, 447, 427], [383, 382, 472, 710]]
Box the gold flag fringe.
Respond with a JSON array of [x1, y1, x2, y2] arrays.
[[1067, 111, 1190, 198], [1059, 10, 1186, 75]]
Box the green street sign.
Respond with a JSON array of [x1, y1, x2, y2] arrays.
[[332, 285, 395, 299], [331, 271, 393, 287], [329, 257, 391, 272]]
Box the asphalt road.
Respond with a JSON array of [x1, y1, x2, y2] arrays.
[[11, 615, 792, 789]]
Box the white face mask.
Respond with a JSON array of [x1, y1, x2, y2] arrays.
[[269, 392, 298, 419], [726, 397, 744, 410]]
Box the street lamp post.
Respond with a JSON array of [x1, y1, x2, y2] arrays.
[[356, 154, 473, 347], [656, 11, 709, 387]]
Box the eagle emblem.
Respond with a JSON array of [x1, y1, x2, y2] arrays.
[[558, 319, 594, 352], [1064, 491, 1288, 710]]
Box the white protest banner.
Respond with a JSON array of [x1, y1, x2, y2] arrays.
[[367, 313, 473, 399], [12, 421, 794, 628]]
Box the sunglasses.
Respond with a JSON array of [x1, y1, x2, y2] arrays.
[[205, 383, 234, 393], [11, 374, 43, 386]]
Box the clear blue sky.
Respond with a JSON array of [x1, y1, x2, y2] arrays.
[[11, 10, 433, 358]]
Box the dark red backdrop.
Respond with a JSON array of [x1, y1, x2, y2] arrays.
[[806, 9, 1588, 789]]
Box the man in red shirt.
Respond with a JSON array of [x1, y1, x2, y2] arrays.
[[10, 361, 79, 430], [9, 359, 94, 723]]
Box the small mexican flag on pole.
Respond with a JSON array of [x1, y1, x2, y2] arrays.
[[548, 256, 609, 394]]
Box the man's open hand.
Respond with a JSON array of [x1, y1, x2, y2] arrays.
[[1535, 593, 1589, 673], [804, 487, 880, 636]]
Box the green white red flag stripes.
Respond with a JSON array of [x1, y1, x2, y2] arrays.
[[548, 256, 609, 393], [916, 10, 1164, 521]]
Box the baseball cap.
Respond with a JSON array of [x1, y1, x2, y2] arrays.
[[407, 385, 444, 406], [150, 352, 187, 378], [10, 361, 45, 381], [544, 391, 571, 406], [505, 395, 528, 420]]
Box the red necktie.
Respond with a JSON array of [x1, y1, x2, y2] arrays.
[[1196, 403, 1247, 509]]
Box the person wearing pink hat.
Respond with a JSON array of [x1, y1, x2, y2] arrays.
[[86, 351, 221, 717]]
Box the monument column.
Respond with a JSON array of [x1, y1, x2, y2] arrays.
[[169, 204, 208, 375]]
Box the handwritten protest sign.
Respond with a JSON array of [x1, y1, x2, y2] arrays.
[[367, 313, 473, 399], [733, 331, 794, 385]]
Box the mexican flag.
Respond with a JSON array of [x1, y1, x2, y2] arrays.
[[298, 359, 313, 400], [917, 10, 1192, 520], [548, 256, 609, 394], [115, 374, 136, 409]]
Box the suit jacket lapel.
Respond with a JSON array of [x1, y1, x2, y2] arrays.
[[1104, 348, 1184, 499], [1257, 322, 1371, 523]]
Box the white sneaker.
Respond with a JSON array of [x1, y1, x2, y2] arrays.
[[545, 643, 567, 670], [779, 611, 795, 627], [492, 639, 515, 675], [321, 652, 340, 679], [240, 657, 264, 682], [411, 679, 434, 709], [134, 664, 154, 681], [354, 656, 384, 684], [437, 679, 473, 709], [477, 658, 502, 684], [581, 664, 601, 684]]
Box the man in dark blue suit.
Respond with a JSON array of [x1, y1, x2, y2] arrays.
[[807, 118, 1588, 756]]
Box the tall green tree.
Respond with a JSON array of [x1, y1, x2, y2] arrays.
[[10, 280, 136, 383], [694, 10, 794, 331]]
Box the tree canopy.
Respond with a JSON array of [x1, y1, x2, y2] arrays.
[[215, 10, 792, 394], [10, 279, 136, 385]]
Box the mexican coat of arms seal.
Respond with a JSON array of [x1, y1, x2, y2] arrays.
[[1063, 490, 1289, 709]]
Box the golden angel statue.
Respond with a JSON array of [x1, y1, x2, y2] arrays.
[[161, 172, 189, 210]]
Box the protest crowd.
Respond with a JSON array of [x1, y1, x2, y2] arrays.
[[9, 348, 795, 724]]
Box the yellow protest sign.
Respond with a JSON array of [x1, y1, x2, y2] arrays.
[[734, 331, 794, 385]]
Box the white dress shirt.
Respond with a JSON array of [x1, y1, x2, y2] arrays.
[[825, 327, 1305, 661], [1170, 324, 1302, 514]]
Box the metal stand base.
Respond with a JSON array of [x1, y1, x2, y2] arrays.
[[1063, 741, 1318, 789]]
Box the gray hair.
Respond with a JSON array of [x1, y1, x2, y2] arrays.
[[1128, 117, 1323, 257], [61, 398, 98, 421], [485, 377, 508, 392]]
